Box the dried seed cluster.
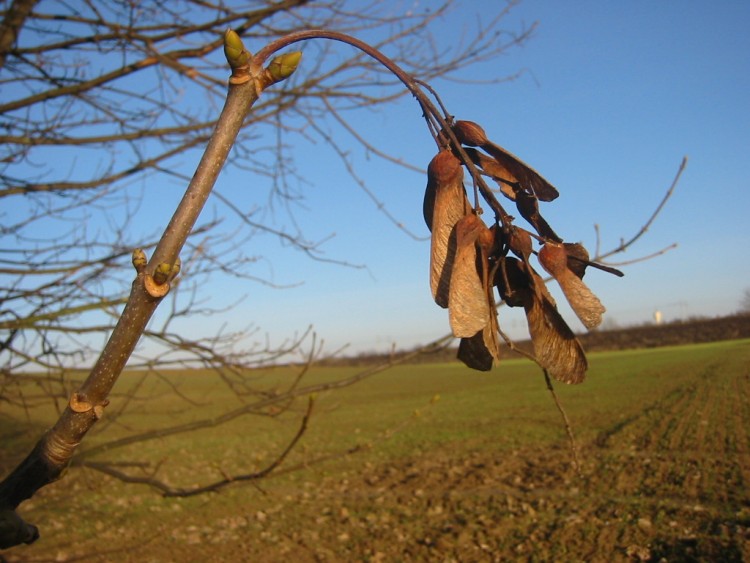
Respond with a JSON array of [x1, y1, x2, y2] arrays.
[[424, 121, 611, 383]]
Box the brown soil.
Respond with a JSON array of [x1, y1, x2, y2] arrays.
[[164, 349, 750, 562], [7, 341, 749, 562]]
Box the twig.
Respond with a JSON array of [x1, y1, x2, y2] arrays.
[[82, 395, 316, 497], [542, 370, 582, 476], [598, 156, 687, 261]]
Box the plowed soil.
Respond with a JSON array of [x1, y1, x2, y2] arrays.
[[223, 350, 750, 562], [4, 340, 750, 562]]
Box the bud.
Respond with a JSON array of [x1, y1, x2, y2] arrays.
[[224, 29, 250, 68], [152, 262, 174, 285], [266, 51, 303, 82], [170, 257, 182, 278], [131, 248, 147, 272]]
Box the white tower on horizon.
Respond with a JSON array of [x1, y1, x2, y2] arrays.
[[653, 309, 663, 325]]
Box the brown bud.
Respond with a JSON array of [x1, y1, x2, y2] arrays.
[[453, 120, 489, 147]]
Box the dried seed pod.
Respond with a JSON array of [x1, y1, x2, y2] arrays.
[[457, 331, 494, 371], [563, 242, 590, 279], [456, 247, 502, 371], [495, 256, 556, 310], [526, 292, 588, 384], [425, 151, 470, 308], [480, 237, 502, 366], [495, 257, 587, 383], [488, 223, 506, 258], [539, 242, 605, 330], [508, 226, 534, 262], [538, 241, 568, 276], [479, 141, 559, 202], [456, 227, 502, 371], [495, 256, 531, 308], [481, 303, 502, 363], [462, 147, 517, 201], [507, 226, 546, 301], [477, 221, 495, 253], [453, 120, 489, 147], [423, 150, 465, 231], [453, 118, 557, 201], [449, 214, 490, 338], [515, 191, 561, 242]]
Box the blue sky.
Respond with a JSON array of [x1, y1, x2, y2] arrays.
[[167, 1, 750, 357]]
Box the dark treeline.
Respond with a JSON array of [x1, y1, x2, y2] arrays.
[[323, 313, 750, 367]]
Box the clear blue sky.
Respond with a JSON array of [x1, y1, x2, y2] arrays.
[[173, 1, 750, 357]]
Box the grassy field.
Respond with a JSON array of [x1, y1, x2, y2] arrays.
[[3, 339, 750, 561]]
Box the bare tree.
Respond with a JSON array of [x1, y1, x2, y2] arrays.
[[0, 3, 531, 440], [1, 0, 530, 385], [0, 1, 684, 552], [0, 0, 538, 548]]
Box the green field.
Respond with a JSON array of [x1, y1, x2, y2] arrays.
[[3, 339, 750, 561]]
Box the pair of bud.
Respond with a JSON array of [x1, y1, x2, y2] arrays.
[[224, 29, 302, 87]]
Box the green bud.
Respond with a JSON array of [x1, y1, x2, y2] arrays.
[[152, 262, 173, 285], [131, 248, 147, 272], [224, 29, 250, 68], [266, 51, 302, 82]]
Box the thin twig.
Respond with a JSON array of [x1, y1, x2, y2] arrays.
[[542, 370, 582, 476]]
